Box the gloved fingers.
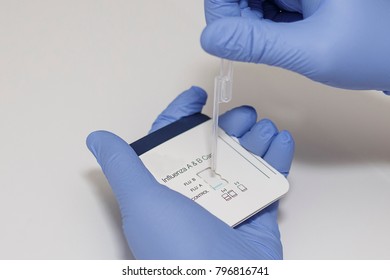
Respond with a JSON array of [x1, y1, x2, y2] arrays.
[[218, 106, 257, 138], [86, 130, 163, 212], [149, 86, 207, 133], [205, 0, 264, 24], [235, 130, 294, 248], [263, 130, 295, 177], [201, 16, 311, 73], [235, 201, 282, 254], [239, 118, 278, 158], [86, 130, 249, 259]]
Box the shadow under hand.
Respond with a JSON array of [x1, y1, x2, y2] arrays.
[[84, 169, 135, 260], [225, 63, 390, 165]]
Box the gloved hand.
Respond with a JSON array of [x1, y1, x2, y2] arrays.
[[201, 0, 390, 94], [87, 86, 294, 259]]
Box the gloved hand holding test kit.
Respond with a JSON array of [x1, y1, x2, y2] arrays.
[[87, 61, 295, 259]]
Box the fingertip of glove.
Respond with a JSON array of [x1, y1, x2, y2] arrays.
[[172, 86, 208, 106], [263, 130, 295, 177], [149, 86, 208, 133], [86, 130, 103, 149], [274, 130, 295, 157], [86, 130, 117, 156], [200, 19, 231, 56], [219, 105, 258, 137], [252, 119, 278, 138], [200, 25, 213, 53], [189, 85, 207, 96], [225, 105, 258, 120], [187, 86, 208, 103], [201, 17, 255, 59], [278, 130, 295, 146]]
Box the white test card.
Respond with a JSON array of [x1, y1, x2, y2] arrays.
[[130, 114, 289, 227]]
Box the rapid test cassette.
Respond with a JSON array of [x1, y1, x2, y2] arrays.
[[130, 114, 289, 227]]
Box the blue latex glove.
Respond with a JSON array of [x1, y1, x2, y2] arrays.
[[87, 86, 294, 259], [201, 0, 390, 94]]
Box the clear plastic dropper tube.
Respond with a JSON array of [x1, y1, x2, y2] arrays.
[[211, 59, 233, 172]]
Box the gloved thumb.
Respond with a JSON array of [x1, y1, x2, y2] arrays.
[[87, 130, 239, 259], [201, 17, 312, 74], [86, 131, 162, 214]]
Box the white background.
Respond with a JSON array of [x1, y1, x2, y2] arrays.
[[1, 0, 389, 259]]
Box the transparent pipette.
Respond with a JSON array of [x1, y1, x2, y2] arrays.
[[211, 59, 233, 172]]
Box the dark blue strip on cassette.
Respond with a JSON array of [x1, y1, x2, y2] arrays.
[[130, 113, 210, 156]]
